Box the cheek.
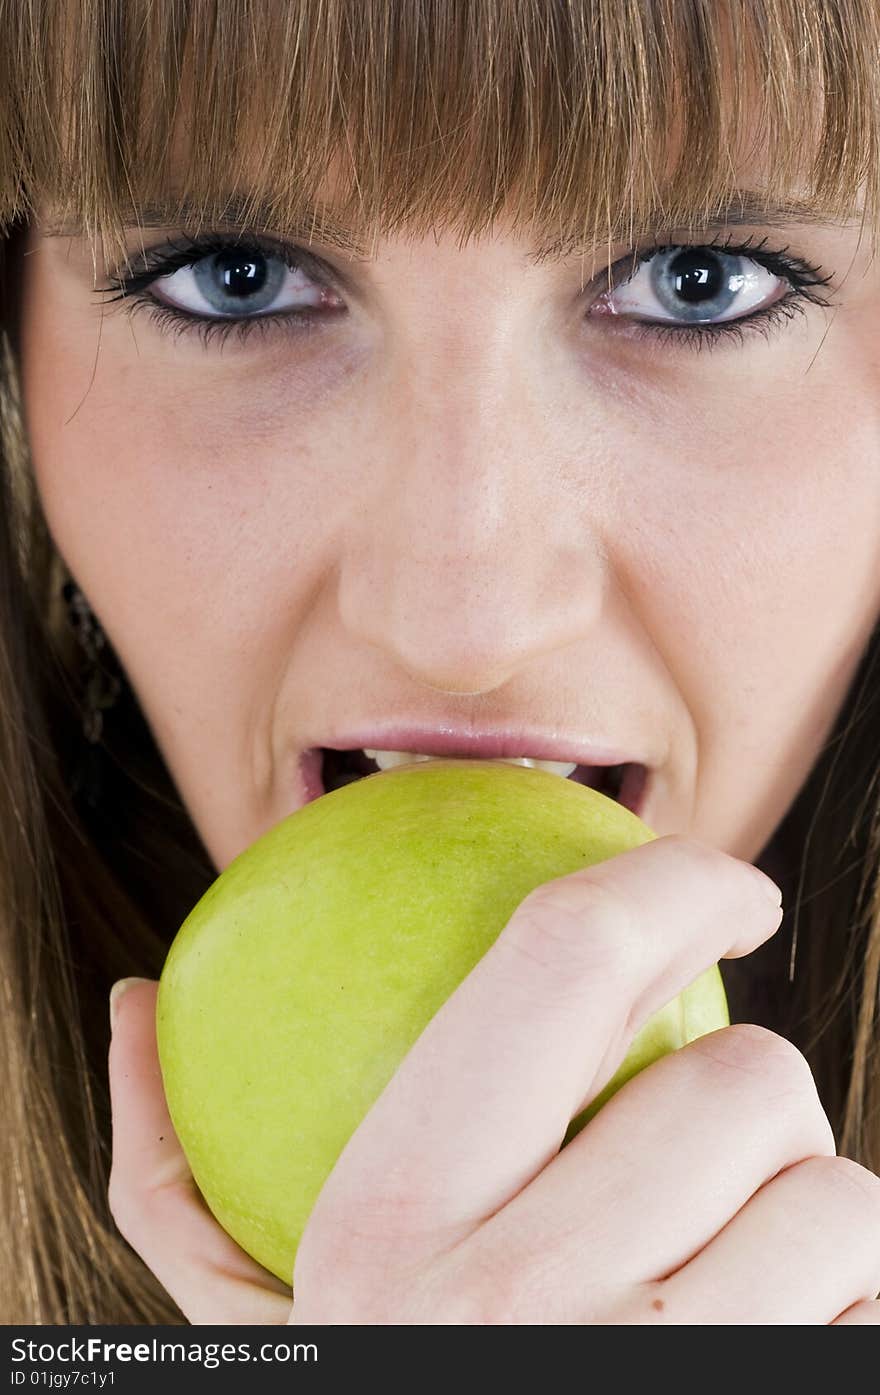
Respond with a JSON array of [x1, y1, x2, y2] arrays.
[[23, 283, 346, 579], [18, 298, 364, 744], [614, 362, 880, 851]]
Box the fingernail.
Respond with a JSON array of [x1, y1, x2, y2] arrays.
[[109, 976, 150, 1030]]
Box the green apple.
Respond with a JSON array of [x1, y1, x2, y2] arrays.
[[156, 758, 728, 1284]]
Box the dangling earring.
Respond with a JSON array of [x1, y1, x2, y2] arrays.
[[61, 580, 123, 810]]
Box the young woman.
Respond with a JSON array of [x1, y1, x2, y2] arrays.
[[2, 0, 879, 1324]]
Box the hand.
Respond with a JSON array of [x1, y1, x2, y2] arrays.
[[108, 834, 880, 1324]]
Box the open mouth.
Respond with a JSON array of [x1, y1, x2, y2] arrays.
[[316, 748, 649, 816]]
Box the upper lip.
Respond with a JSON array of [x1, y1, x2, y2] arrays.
[[318, 724, 653, 768]]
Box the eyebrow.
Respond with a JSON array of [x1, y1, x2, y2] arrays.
[[535, 193, 860, 262], [43, 190, 858, 262]]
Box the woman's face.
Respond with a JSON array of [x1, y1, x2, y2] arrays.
[[17, 188, 880, 874]]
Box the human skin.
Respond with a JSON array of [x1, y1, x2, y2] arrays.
[[18, 209, 880, 874], [17, 198, 880, 1322]]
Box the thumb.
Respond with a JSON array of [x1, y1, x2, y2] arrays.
[[108, 976, 293, 1324]]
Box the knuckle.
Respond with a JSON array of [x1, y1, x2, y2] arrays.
[[656, 832, 780, 902], [439, 1225, 580, 1325], [294, 1187, 457, 1320], [795, 1156, 880, 1299], [435, 1249, 524, 1325], [508, 874, 637, 986], [694, 1022, 812, 1095], [690, 1023, 833, 1145], [662, 830, 746, 870], [657, 831, 714, 862], [652, 832, 729, 877], [293, 1222, 379, 1321], [802, 1154, 880, 1221], [452, 1282, 519, 1326], [292, 1257, 364, 1323]]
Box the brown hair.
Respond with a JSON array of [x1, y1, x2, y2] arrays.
[[1, 0, 879, 1323]]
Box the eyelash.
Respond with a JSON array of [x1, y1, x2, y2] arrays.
[[94, 230, 837, 353]]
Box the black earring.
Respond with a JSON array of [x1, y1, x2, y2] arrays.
[[62, 580, 123, 812], [62, 580, 122, 742]]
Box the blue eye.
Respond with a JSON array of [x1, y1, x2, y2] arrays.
[[152, 247, 328, 319], [603, 246, 782, 327], [584, 236, 839, 349], [94, 231, 350, 348], [652, 247, 753, 320], [190, 249, 287, 314]]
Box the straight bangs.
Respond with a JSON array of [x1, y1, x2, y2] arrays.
[[1, 0, 879, 267]]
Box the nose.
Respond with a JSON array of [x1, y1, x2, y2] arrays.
[[336, 346, 608, 696]]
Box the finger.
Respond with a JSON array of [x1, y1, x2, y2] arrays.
[[658, 1154, 880, 1324], [832, 1299, 880, 1324], [457, 1022, 835, 1315], [297, 835, 782, 1272], [108, 978, 293, 1325]]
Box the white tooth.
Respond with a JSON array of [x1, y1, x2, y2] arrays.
[[511, 757, 579, 778], [363, 748, 578, 778], [363, 749, 433, 769]]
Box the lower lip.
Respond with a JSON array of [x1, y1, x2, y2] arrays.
[[297, 749, 650, 819]]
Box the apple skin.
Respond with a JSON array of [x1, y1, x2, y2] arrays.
[[156, 759, 728, 1285]]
